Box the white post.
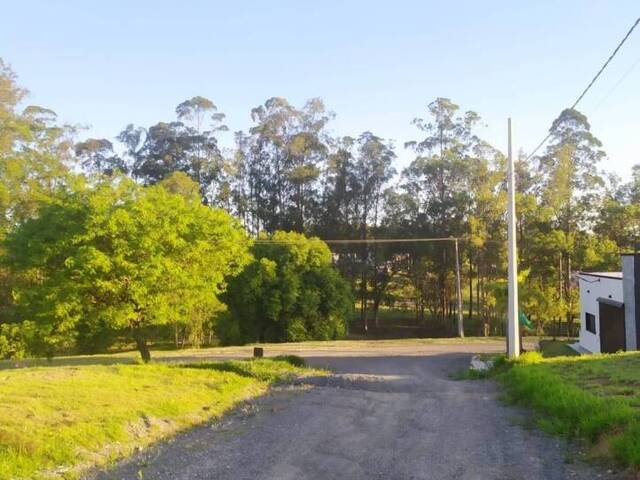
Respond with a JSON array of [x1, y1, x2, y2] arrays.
[[507, 118, 520, 358], [454, 238, 464, 338]]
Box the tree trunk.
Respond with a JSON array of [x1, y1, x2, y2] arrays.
[[360, 270, 368, 332], [468, 258, 473, 322], [134, 327, 151, 363], [476, 262, 481, 331], [373, 297, 380, 328]]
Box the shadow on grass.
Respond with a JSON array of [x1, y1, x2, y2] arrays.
[[177, 355, 309, 382]]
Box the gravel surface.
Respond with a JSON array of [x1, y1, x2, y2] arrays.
[[90, 346, 620, 480]]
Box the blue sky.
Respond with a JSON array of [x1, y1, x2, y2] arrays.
[[2, 1, 639, 178]]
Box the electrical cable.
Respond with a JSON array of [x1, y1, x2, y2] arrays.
[[525, 16, 640, 161]]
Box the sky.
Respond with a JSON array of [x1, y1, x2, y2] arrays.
[[1, 1, 639, 178]]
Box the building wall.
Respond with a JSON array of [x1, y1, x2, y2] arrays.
[[579, 276, 623, 353], [622, 254, 639, 351], [623, 256, 636, 350]]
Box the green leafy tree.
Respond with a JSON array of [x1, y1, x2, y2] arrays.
[[3, 177, 251, 361], [221, 231, 352, 344], [0, 59, 76, 348]]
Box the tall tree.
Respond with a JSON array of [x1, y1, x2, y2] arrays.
[[4, 177, 251, 361], [400, 98, 482, 324], [238, 97, 331, 233], [115, 97, 227, 205], [75, 138, 127, 175], [0, 60, 75, 339]]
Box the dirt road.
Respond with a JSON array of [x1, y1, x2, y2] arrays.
[[91, 343, 616, 480]]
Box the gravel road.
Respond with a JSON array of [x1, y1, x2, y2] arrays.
[[90, 345, 618, 480]]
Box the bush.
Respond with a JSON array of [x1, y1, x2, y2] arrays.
[[515, 350, 544, 365], [0, 321, 38, 359], [221, 231, 353, 345]]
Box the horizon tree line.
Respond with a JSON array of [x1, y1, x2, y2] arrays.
[[2, 58, 639, 344]]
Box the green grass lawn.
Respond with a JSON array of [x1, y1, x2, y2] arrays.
[[0, 357, 320, 480], [499, 351, 640, 470]]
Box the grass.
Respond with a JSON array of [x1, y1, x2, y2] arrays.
[[0, 357, 320, 480], [498, 351, 640, 470]]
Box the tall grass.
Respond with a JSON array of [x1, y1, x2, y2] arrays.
[[499, 352, 640, 468]]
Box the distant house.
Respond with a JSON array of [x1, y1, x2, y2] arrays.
[[577, 253, 639, 353]]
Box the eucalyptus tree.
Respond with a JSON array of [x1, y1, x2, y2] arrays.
[[175, 96, 228, 203], [351, 132, 396, 327], [318, 136, 357, 239], [75, 138, 127, 175], [115, 96, 227, 205], [238, 97, 332, 233], [401, 98, 481, 323], [534, 108, 607, 330]]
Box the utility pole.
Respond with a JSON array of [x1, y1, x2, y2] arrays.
[[454, 238, 464, 338], [507, 118, 520, 358]]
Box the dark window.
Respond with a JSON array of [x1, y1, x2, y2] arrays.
[[585, 312, 596, 334]]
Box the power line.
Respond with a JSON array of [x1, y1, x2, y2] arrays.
[[592, 53, 640, 112], [255, 237, 463, 245], [571, 16, 640, 109], [253, 237, 512, 245], [525, 16, 640, 161]]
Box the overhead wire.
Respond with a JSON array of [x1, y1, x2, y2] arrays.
[[592, 53, 640, 112], [525, 16, 640, 161]]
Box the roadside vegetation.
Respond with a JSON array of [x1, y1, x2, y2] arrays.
[[0, 356, 319, 479], [490, 351, 640, 471], [1, 57, 639, 363]]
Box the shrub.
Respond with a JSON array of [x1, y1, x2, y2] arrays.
[[221, 231, 352, 345], [515, 350, 544, 365], [0, 321, 37, 359]]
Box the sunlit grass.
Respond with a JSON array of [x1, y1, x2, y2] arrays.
[[0, 357, 319, 479], [499, 351, 640, 469]]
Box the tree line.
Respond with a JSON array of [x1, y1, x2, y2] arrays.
[[1, 58, 639, 358]]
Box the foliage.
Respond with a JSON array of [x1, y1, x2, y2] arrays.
[[221, 231, 353, 344], [1, 55, 639, 354], [3, 177, 251, 361]]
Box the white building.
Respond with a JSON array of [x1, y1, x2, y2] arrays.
[[578, 253, 639, 354]]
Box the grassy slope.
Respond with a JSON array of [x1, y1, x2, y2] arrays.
[[0, 358, 319, 480], [500, 351, 640, 469]]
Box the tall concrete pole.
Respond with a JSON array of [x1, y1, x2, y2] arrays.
[[454, 238, 464, 338], [507, 118, 520, 358]]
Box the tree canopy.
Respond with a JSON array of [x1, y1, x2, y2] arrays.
[[1, 57, 638, 358], [3, 176, 251, 361]]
